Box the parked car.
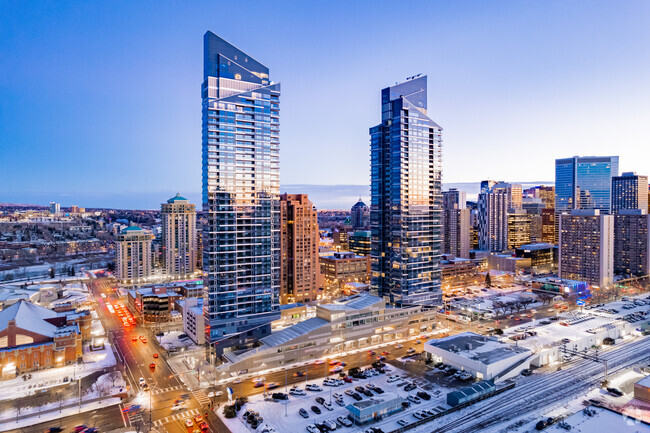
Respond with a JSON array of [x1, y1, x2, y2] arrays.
[[323, 402, 334, 411], [335, 398, 345, 406], [311, 405, 321, 415], [408, 395, 421, 404], [306, 425, 319, 433], [404, 383, 417, 392], [387, 375, 400, 383], [521, 369, 533, 376], [272, 392, 288, 400], [306, 384, 322, 392], [417, 391, 431, 400], [351, 392, 363, 401], [607, 387, 623, 397], [374, 386, 385, 394], [299, 408, 309, 418], [398, 419, 409, 426], [290, 387, 306, 396], [337, 416, 353, 427], [315, 396, 325, 405]]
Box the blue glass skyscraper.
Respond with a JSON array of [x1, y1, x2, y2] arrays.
[[555, 156, 619, 215], [202, 32, 280, 356], [370, 75, 443, 306]]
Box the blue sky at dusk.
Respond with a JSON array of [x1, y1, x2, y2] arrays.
[[1, 1, 649, 209]]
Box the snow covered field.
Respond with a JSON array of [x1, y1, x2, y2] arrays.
[[218, 364, 455, 433]]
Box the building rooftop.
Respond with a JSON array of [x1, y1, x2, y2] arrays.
[[345, 392, 403, 417], [636, 375, 650, 389], [518, 243, 555, 251], [120, 225, 144, 233], [260, 317, 330, 348], [0, 300, 59, 338], [426, 332, 530, 365], [319, 293, 383, 312], [167, 193, 189, 203], [545, 406, 650, 432]]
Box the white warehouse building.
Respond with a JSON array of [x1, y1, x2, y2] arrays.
[[424, 332, 532, 380]]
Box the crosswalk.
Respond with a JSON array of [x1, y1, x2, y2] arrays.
[[153, 408, 200, 427], [192, 389, 210, 405], [126, 410, 145, 427], [150, 385, 184, 395]]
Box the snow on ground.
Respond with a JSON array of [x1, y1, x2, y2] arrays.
[[156, 330, 202, 351], [218, 364, 454, 433], [0, 397, 121, 432]]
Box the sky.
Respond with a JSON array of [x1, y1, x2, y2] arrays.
[[1, 1, 649, 209]]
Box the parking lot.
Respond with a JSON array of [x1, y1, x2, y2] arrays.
[[218, 363, 460, 433]]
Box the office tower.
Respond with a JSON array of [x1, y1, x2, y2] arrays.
[[469, 209, 479, 250], [555, 156, 619, 215], [320, 252, 371, 291], [524, 185, 555, 209], [279, 194, 320, 304], [507, 210, 532, 250], [49, 202, 60, 215], [351, 199, 370, 230], [522, 197, 545, 215], [494, 182, 523, 210], [116, 226, 154, 283], [349, 230, 371, 256], [202, 32, 281, 354], [442, 189, 469, 258], [370, 75, 443, 305], [332, 228, 349, 251], [70, 205, 80, 215], [478, 189, 508, 252], [443, 188, 466, 210], [161, 193, 197, 278], [612, 172, 648, 214], [480, 180, 497, 194], [613, 210, 650, 276], [541, 208, 556, 244], [559, 210, 613, 288]]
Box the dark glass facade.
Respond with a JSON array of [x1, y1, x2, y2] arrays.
[[202, 32, 280, 355], [370, 76, 443, 306], [554, 156, 619, 215]]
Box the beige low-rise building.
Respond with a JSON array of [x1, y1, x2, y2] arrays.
[[218, 293, 436, 375]]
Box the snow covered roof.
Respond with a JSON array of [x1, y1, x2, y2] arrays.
[[636, 375, 650, 389], [319, 293, 383, 312], [260, 317, 329, 348], [0, 300, 58, 337], [426, 332, 530, 364], [545, 406, 650, 432]]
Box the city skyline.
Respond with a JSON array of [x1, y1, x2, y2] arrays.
[[2, 1, 650, 209]]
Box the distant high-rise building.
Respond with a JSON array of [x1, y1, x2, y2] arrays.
[[49, 202, 60, 216], [370, 75, 443, 305], [559, 209, 613, 288], [612, 172, 648, 214], [332, 228, 349, 251], [349, 230, 371, 256], [555, 156, 619, 215], [442, 189, 469, 258], [351, 199, 370, 230], [494, 182, 523, 210], [507, 210, 531, 250], [478, 189, 508, 252], [161, 193, 197, 279], [202, 32, 281, 355], [524, 185, 555, 209], [541, 208, 556, 244], [613, 210, 649, 276], [480, 180, 497, 195], [116, 226, 154, 283], [280, 194, 320, 304], [70, 205, 80, 215]]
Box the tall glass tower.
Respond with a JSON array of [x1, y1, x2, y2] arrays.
[[555, 156, 619, 215], [202, 32, 280, 356], [370, 75, 443, 306]]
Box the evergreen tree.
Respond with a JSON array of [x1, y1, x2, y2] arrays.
[[485, 272, 492, 288]]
